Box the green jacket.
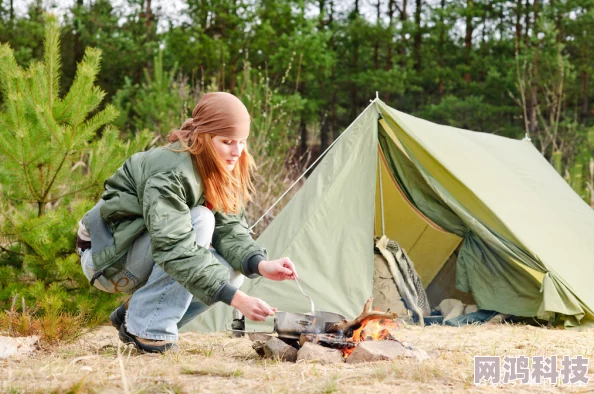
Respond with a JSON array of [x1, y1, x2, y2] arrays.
[[83, 142, 266, 305]]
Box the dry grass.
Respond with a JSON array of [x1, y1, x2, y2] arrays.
[[1, 323, 593, 393], [0, 296, 96, 347]]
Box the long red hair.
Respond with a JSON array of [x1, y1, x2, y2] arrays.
[[180, 133, 256, 214]]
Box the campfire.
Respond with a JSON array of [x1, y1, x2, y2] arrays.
[[249, 297, 428, 364]]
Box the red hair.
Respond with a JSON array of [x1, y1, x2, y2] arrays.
[[181, 133, 256, 214]]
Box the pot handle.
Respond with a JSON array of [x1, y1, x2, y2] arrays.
[[224, 322, 275, 334]]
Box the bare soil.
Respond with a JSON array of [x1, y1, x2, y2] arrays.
[[1, 323, 593, 393]]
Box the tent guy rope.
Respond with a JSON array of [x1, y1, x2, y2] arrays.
[[249, 96, 382, 232]]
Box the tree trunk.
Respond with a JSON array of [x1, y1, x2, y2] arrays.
[[374, 0, 381, 70], [299, 117, 308, 164], [320, 109, 330, 152], [385, 0, 395, 102], [464, 0, 473, 82], [319, 0, 326, 24], [515, 0, 523, 47], [145, 0, 153, 28], [329, 1, 337, 140], [413, 0, 422, 71], [144, 0, 154, 75], [399, 0, 408, 67], [73, 0, 85, 64], [350, 0, 360, 120], [581, 71, 590, 122], [438, 0, 445, 96], [524, 0, 531, 46]]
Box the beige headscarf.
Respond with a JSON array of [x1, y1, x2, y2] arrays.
[[168, 92, 250, 143]]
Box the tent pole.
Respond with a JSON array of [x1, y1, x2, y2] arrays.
[[378, 147, 385, 236]]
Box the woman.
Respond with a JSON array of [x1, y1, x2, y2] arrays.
[[77, 92, 298, 353]]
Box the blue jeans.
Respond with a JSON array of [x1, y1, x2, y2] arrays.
[[80, 206, 244, 341]]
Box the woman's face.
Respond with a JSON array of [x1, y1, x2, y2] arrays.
[[211, 135, 246, 171]]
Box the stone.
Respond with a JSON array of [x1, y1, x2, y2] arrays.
[[248, 332, 273, 342], [346, 340, 429, 363], [263, 337, 298, 362], [0, 336, 39, 359], [296, 342, 344, 364]]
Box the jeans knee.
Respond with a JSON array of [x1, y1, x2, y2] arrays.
[[190, 205, 215, 247], [229, 270, 245, 288]]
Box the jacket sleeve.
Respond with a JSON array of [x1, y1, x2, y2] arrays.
[[142, 171, 238, 305], [212, 210, 267, 279]]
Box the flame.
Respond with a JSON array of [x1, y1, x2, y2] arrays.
[[342, 318, 401, 357]]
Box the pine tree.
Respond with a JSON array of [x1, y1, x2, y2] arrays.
[[0, 15, 151, 316]]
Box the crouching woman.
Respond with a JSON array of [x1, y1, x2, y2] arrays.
[[77, 92, 297, 353]]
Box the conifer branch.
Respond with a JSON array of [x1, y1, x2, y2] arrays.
[[48, 181, 99, 203], [40, 151, 69, 205], [1, 214, 38, 257], [39, 103, 63, 144], [0, 141, 20, 165], [21, 148, 42, 203], [0, 244, 24, 256]]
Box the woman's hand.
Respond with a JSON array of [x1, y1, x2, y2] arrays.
[[230, 291, 277, 321], [258, 257, 298, 281]]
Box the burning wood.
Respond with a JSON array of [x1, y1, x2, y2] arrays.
[[299, 333, 357, 349], [248, 297, 423, 363], [326, 297, 399, 335]]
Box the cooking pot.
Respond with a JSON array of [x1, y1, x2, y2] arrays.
[[227, 310, 345, 339], [274, 311, 345, 339]]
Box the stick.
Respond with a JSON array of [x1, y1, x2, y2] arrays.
[[326, 297, 398, 333]]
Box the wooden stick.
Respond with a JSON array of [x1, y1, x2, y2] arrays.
[[326, 297, 398, 333]]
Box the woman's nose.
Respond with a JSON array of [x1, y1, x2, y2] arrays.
[[231, 144, 241, 157]]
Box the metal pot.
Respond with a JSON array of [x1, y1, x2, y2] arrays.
[[274, 311, 345, 340]]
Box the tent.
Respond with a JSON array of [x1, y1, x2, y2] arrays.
[[183, 99, 594, 332]]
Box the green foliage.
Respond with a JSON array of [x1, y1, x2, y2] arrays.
[[0, 15, 152, 321], [418, 95, 520, 137], [113, 50, 189, 137]]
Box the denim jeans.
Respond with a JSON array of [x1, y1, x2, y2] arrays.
[[80, 205, 244, 340]]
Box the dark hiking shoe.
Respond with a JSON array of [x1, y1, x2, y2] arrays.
[[110, 299, 130, 330], [118, 324, 178, 354], [110, 304, 126, 331]]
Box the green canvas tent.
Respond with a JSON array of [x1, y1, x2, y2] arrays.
[[183, 99, 594, 332]]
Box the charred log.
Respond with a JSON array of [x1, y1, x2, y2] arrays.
[[299, 333, 358, 349]]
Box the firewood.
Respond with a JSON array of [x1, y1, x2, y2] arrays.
[[326, 297, 398, 334], [299, 333, 357, 349]]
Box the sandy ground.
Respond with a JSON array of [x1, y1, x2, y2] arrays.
[[1, 322, 593, 393]]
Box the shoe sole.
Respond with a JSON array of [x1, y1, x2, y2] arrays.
[[118, 324, 178, 354]]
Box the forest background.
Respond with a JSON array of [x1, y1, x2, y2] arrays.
[[0, 0, 593, 338]]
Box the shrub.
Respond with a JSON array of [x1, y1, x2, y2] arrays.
[[0, 15, 151, 327]]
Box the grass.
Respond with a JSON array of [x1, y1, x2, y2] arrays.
[[0, 323, 592, 393], [0, 295, 97, 347], [181, 366, 245, 378]]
